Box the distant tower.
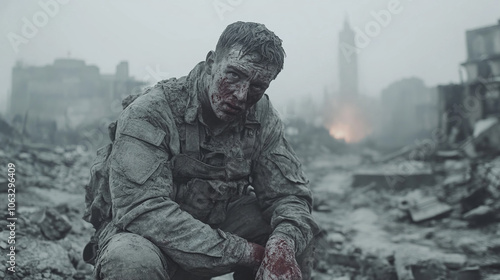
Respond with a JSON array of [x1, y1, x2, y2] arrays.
[[338, 15, 358, 97]]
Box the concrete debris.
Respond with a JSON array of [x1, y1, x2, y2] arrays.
[[397, 191, 452, 222], [4, 110, 500, 279], [0, 239, 76, 280], [408, 196, 453, 223], [0, 141, 94, 280], [435, 150, 463, 160], [36, 208, 73, 240], [473, 117, 499, 138], [472, 118, 500, 154], [457, 267, 481, 280], [394, 245, 449, 280], [0, 144, 92, 194], [352, 161, 435, 189]]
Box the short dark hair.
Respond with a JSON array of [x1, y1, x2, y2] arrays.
[[215, 21, 286, 76]]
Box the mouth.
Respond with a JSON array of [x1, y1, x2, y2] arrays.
[[223, 103, 243, 115]]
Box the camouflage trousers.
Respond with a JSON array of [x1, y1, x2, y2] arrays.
[[93, 194, 315, 280]]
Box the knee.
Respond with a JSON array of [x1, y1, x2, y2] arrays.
[[96, 233, 168, 280]]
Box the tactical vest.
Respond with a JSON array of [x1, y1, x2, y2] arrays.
[[172, 117, 259, 225]]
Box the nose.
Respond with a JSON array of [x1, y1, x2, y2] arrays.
[[233, 82, 249, 102]]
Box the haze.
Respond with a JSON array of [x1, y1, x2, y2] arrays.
[[0, 0, 499, 114]]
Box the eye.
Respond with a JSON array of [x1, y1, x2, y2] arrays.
[[251, 84, 266, 91], [227, 71, 240, 80]]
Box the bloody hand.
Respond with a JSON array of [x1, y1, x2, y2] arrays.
[[238, 241, 265, 269], [256, 234, 302, 280]]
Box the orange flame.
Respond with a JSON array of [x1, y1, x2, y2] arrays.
[[329, 124, 352, 143], [325, 101, 370, 143]]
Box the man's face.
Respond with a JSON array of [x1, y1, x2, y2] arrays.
[[206, 47, 279, 122]]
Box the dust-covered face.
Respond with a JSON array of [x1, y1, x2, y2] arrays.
[[206, 47, 279, 122]]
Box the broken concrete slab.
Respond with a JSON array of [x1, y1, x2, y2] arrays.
[[409, 196, 453, 223], [473, 117, 499, 138], [353, 161, 435, 190], [394, 245, 449, 280], [463, 205, 497, 225], [436, 150, 463, 160], [456, 266, 481, 280], [461, 186, 492, 214], [473, 117, 500, 153]]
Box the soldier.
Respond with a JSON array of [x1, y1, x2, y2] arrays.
[[83, 21, 319, 280]]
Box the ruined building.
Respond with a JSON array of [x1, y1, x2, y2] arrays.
[[438, 19, 500, 151], [8, 59, 145, 139], [377, 77, 438, 148], [338, 17, 358, 97]]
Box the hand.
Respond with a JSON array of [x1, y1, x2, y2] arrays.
[[256, 234, 302, 280], [238, 241, 265, 269]]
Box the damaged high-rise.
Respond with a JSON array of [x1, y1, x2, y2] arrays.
[[438, 19, 500, 152]]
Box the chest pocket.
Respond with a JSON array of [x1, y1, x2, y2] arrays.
[[171, 121, 257, 224]]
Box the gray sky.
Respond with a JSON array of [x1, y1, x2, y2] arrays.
[[1, 0, 499, 115]]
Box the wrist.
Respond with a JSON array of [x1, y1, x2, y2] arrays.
[[238, 241, 265, 268], [268, 233, 295, 252]]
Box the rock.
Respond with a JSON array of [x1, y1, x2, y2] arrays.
[[15, 239, 75, 278], [463, 205, 496, 224], [461, 186, 491, 214], [456, 267, 481, 280], [411, 259, 448, 280], [360, 254, 398, 280], [327, 232, 347, 244], [457, 237, 488, 256], [387, 208, 409, 222], [409, 196, 453, 223], [442, 254, 467, 269], [488, 239, 500, 253], [326, 250, 360, 268], [394, 245, 448, 280], [0, 231, 10, 249], [36, 208, 72, 240], [445, 219, 469, 229], [18, 152, 32, 160]]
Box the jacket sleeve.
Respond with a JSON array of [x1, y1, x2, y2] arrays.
[[108, 100, 247, 275], [251, 100, 320, 255]]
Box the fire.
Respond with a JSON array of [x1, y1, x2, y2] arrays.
[[329, 124, 352, 143], [324, 101, 371, 143]]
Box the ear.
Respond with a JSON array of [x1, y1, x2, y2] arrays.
[[205, 51, 215, 75]]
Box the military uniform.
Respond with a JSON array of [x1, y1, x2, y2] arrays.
[[87, 62, 319, 279]]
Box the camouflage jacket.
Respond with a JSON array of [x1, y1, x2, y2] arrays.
[[107, 61, 319, 274]]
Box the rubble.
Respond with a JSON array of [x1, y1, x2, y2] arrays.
[[2, 112, 500, 279], [394, 244, 468, 280], [36, 208, 73, 240], [408, 196, 452, 223], [473, 117, 500, 154], [11, 239, 76, 280], [0, 141, 94, 279], [352, 161, 435, 189], [310, 142, 500, 280]]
